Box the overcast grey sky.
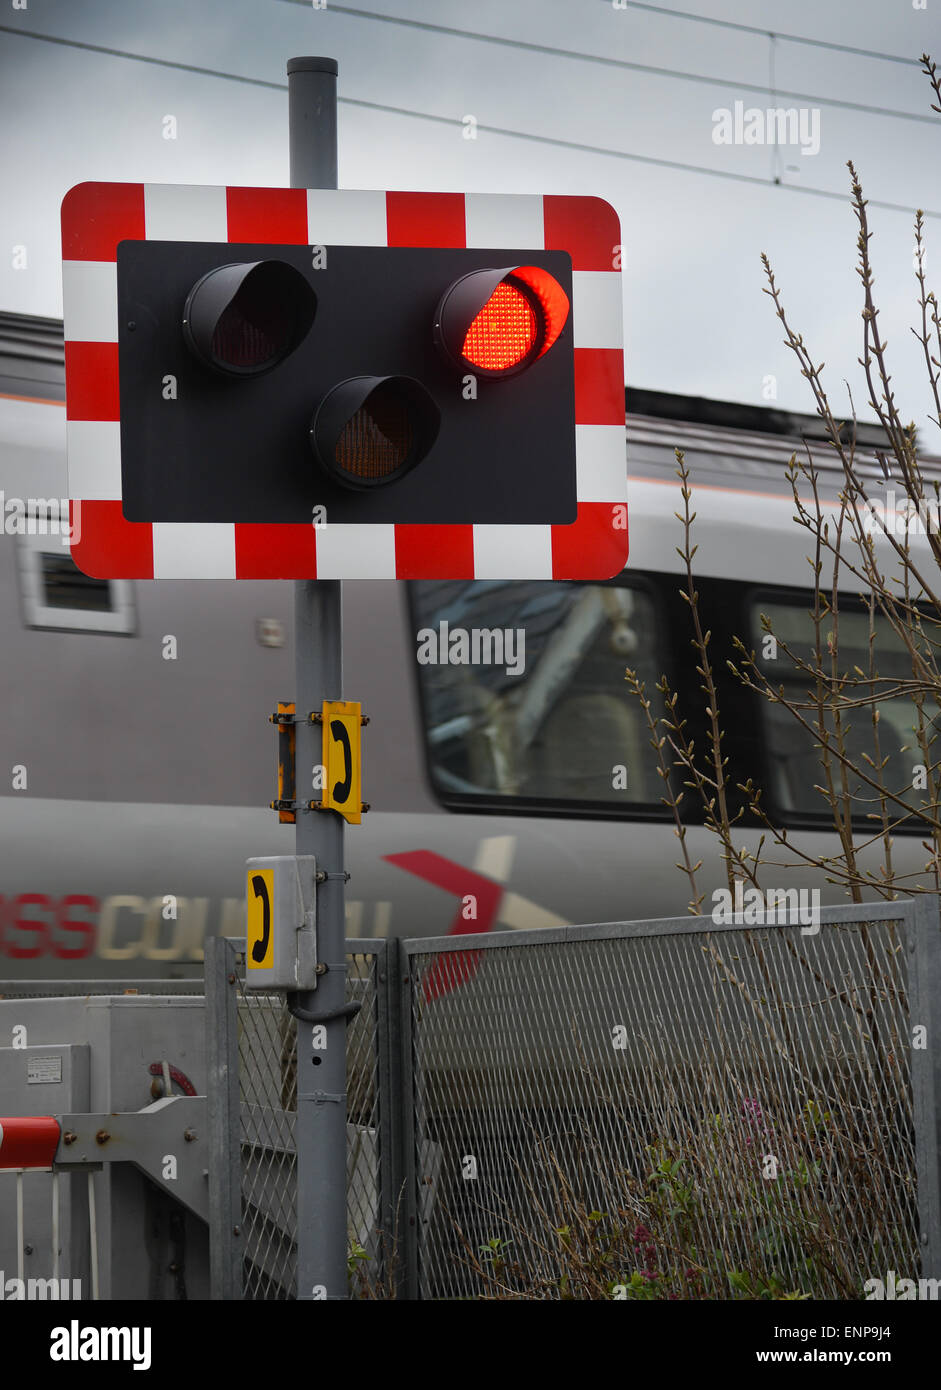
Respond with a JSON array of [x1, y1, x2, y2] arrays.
[[1, 0, 939, 434]]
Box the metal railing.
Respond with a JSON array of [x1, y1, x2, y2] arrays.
[[0, 1115, 99, 1301], [0, 979, 205, 998]]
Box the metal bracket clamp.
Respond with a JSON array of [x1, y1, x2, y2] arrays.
[[54, 1096, 208, 1223], [268, 710, 312, 725], [315, 870, 350, 884], [270, 711, 370, 725]]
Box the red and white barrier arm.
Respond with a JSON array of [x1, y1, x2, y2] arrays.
[[0, 1116, 61, 1169]]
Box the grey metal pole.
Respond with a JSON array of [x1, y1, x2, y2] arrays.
[[287, 56, 348, 1302], [288, 57, 338, 189]]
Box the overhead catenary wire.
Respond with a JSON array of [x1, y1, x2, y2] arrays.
[[768, 32, 781, 186], [271, 0, 936, 126], [593, 0, 921, 66], [344, 93, 941, 219], [0, 24, 287, 89], [1, 22, 938, 219]]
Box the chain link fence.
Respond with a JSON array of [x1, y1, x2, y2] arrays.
[[206, 937, 392, 1300], [402, 901, 941, 1300]]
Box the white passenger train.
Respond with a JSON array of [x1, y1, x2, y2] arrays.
[[0, 310, 934, 980]]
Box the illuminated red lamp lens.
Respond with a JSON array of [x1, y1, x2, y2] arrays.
[[462, 282, 538, 372], [435, 265, 569, 379]]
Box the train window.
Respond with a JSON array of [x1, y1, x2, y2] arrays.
[[410, 580, 668, 815], [17, 534, 135, 635], [750, 596, 936, 821]]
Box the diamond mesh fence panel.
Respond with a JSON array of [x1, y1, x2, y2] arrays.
[[406, 916, 922, 1300], [233, 943, 383, 1300]]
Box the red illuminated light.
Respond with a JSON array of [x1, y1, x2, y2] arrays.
[[435, 263, 570, 379], [462, 282, 538, 372]]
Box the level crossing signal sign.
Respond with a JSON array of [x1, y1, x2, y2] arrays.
[[61, 184, 627, 581]]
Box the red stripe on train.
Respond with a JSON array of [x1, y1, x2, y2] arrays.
[[382, 850, 503, 1000]]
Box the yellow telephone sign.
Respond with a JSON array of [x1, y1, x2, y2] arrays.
[[321, 700, 363, 825], [246, 867, 275, 971]]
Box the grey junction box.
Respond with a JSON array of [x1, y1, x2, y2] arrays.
[[244, 854, 318, 992]]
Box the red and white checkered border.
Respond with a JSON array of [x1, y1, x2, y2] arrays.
[[62, 183, 627, 580]]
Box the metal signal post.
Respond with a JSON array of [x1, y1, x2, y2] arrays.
[[287, 56, 348, 1303]]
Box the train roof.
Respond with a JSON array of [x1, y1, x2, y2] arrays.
[[0, 311, 65, 402], [628, 386, 941, 494]]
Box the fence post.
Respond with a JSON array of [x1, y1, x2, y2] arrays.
[[910, 893, 941, 1280], [206, 935, 243, 1298], [372, 938, 405, 1296], [398, 942, 420, 1299]]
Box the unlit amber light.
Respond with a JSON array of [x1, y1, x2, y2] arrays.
[[335, 393, 414, 481]]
